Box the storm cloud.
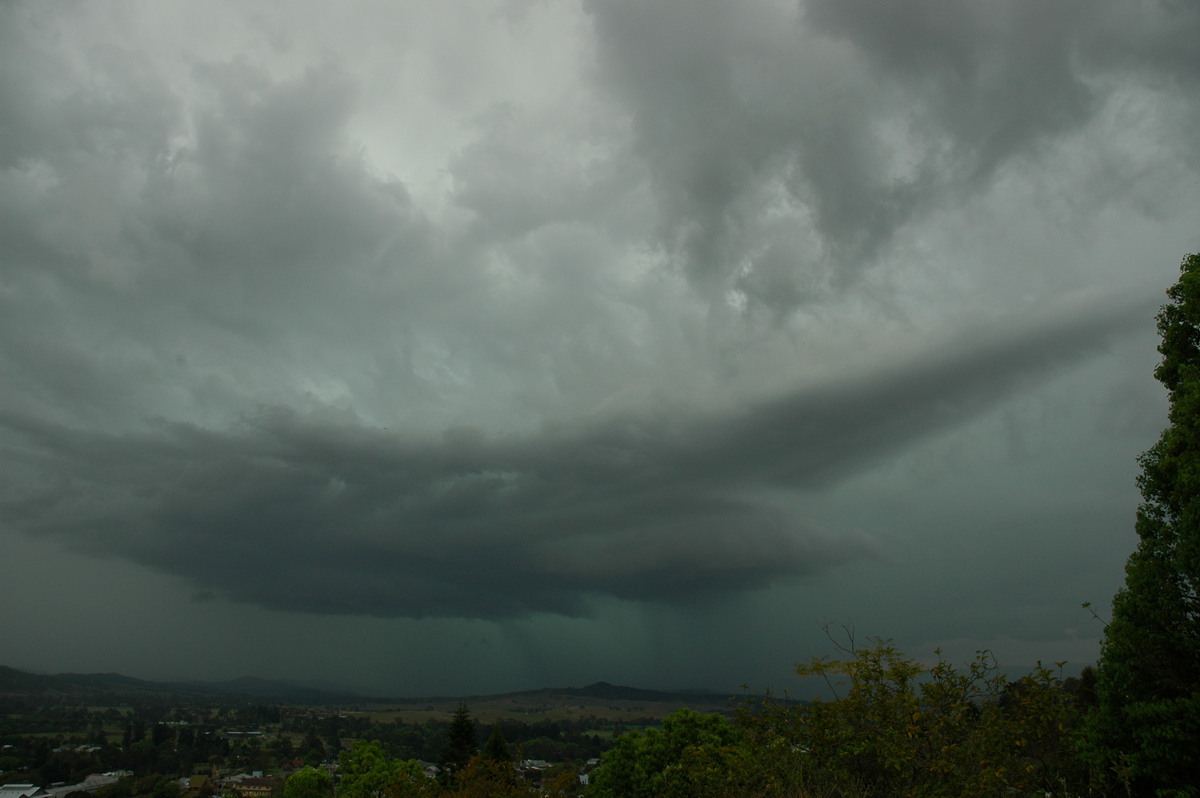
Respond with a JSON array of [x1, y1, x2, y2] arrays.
[[2, 0, 1199, 693], [0, 293, 1149, 618]]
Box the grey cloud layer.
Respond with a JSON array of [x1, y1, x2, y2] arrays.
[[586, 0, 1199, 308], [1, 297, 1145, 619]]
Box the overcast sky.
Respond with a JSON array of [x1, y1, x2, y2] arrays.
[[3, 0, 1199, 698]]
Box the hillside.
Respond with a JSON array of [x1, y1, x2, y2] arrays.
[[0, 665, 746, 719]]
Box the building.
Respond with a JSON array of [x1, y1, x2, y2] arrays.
[[229, 777, 282, 798], [0, 785, 50, 798]]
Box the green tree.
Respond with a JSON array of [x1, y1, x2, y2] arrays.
[[339, 740, 390, 798], [481, 727, 511, 764], [445, 755, 523, 798], [437, 704, 476, 786], [589, 708, 755, 798], [301, 729, 325, 765], [269, 734, 295, 766], [739, 633, 1086, 798], [338, 741, 437, 798], [283, 766, 332, 798], [1088, 254, 1200, 797]]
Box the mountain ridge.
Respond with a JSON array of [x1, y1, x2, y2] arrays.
[[0, 665, 733, 706]]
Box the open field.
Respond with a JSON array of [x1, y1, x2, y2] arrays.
[[344, 687, 743, 726]]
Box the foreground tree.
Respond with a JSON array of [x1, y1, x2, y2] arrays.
[[338, 740, 436, 798], [739, 633, 1087, 798], [438, 704, 477, 787], [444, 755, 523, 798], [589, 708, 757, 798], [283, 766, 332, 798], [1088, 254, 1200, 797]]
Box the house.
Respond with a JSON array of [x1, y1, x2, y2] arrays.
[[185, 775, 212, 795], [43, 773, 122, 798], [230, 777, 281, 798], [0, 785, 51, 798]]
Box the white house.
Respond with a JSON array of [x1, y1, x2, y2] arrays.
[[0, 785, 51, 798]]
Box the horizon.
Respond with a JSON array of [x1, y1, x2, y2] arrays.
[[1, 662, 750, 702], [1, 650, 1095, 704], [3, 0, 1199, 697]]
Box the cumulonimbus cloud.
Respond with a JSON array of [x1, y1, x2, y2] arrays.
[[0, 295, 1148, 619], [0, 0, 1192, 629]]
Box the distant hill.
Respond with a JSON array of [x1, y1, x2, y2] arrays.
[[0, 665, 367, 705], [563, 680, 727, 703], [0, 664, 750, 709], [0, 665, 66, 693]]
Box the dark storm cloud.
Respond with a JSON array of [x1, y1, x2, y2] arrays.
[[0, 296, 1145, 620]]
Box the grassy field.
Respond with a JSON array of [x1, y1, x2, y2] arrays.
[[344, 688, 741, 726]]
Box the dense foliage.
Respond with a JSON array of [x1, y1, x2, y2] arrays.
[[436, 704, 476, 786], [745, 635, 1087, 797], [1087, 254, 1200, 797], [580, 633, 1091, 798], [589, 708, 753, 798], [282, 766, 331, 798], [332, 741, 437, 798]]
